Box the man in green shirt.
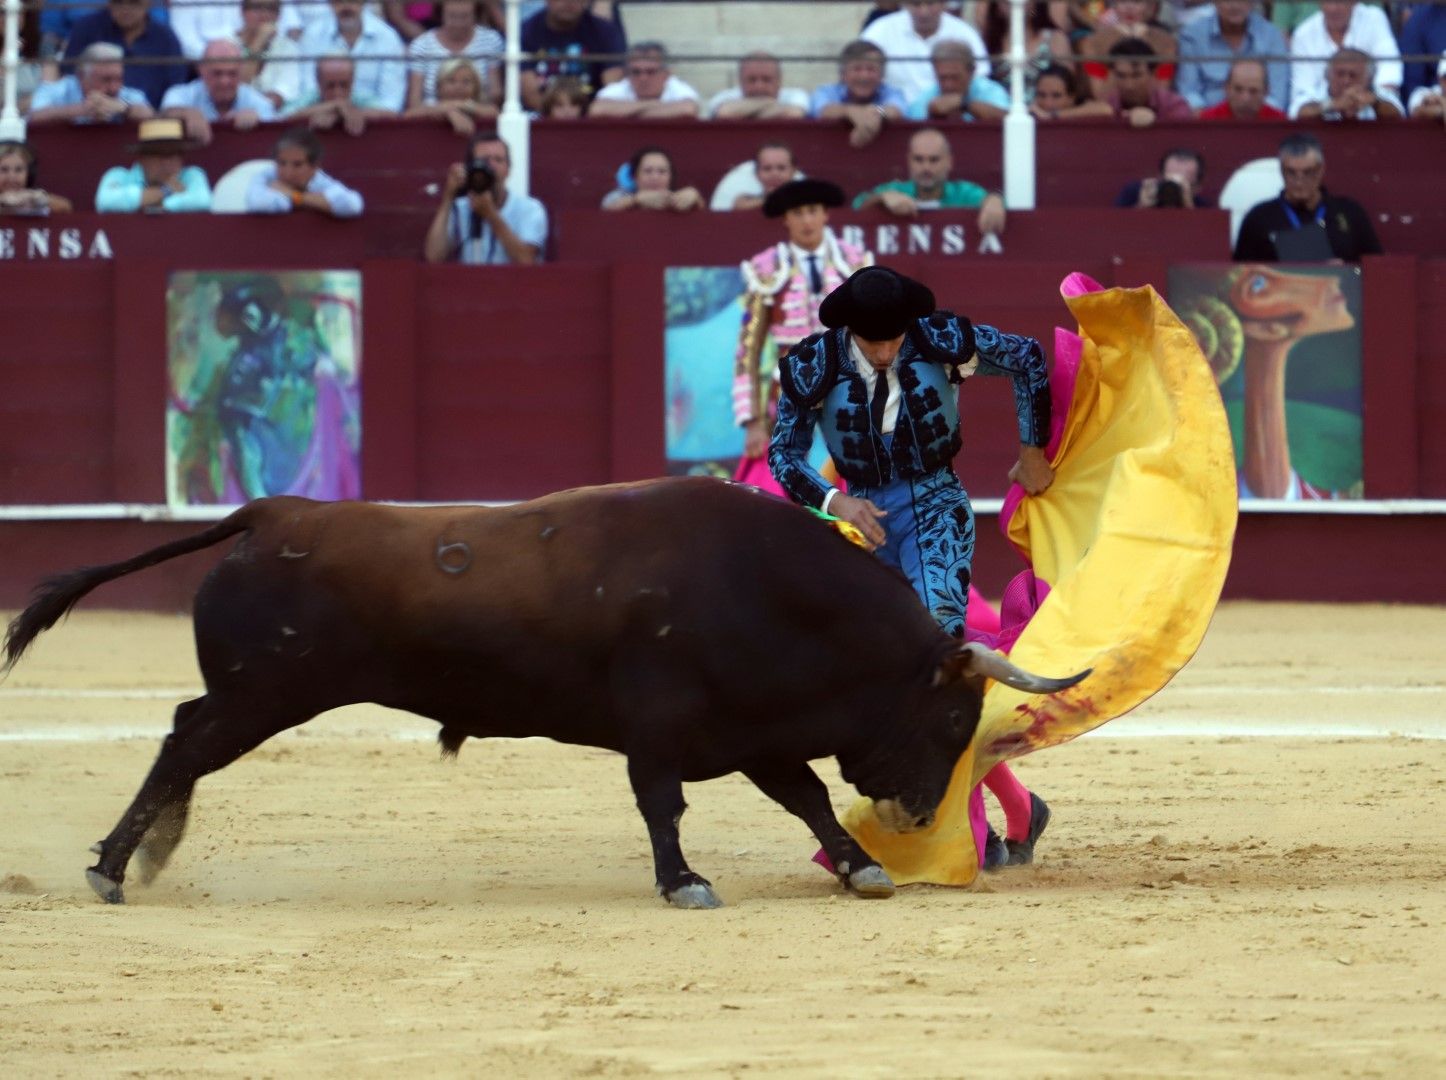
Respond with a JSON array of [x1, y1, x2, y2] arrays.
[[852, 127, 1007, 239]]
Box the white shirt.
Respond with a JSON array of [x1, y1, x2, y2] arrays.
[[297, 12, 408, 112], [704, 84, 811, 117], [861, 11, 990, 101], [594, 74, 700, 103], [789, 242, 829, 297], [1288, 5, 1403, 117], [168, 0, 304, 60]]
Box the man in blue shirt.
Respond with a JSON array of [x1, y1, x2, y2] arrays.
[[28, 42, 154, 125], [40, 0, 169, 58], [161, 38, 278, 144], [1399, 4, 1446, 100], [810, 40, 909, 149], [62, 0, 189, 110], [520, 0, 627, 110], [906, 40, 1009, 121], [1177, 0, 1290, 112], [245, 127, 364, 218], [423, 133, 548, 265]]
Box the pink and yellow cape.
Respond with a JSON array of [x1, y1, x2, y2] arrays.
[[842, 273, 1239, 886]]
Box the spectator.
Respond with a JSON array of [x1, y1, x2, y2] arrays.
[[1114, 147, 1212, 207], [95, 117, 212, 213], [1196, 58, 1286, 119], [853, 127, 1007, 239], [62, 0, 189, 110], [405, 57, 498, 133], [715, 141, 801, 212], [809, 40, 908, 149], [0, 11, 42, 113], [239, 0, 306, 113], [861, 0, 989, 101], [244, 127, 364, 217], [0, 141, 74, 216], [28, 42, 154, 125], [539, 75, 589, 118], [1233, 132, 1382, 263], [41, 0, 169, 61], [590, 42, 701, 118], [288, 55, 398, 135], [1079, 0, 1178, 100], [1399, 4, 1446, 102], [706, 52, 810, 119], [423, 133, 548, 265], [1103, 38, 1194, 125], [1288, 1, 1402, 120], [981, 0, 1072, 97], [1176, 0, 1287, 113], [405, 0, 503, 109], [1295, 47, 1404, 121], [1407, 55, 1446, 120], [520, 0, 627, 111], [298, 0, 409, 113], [1029, 63, 1113, 118], [168, 0, 303, 60], [601, 147, 704, 212], [908, 39, 1009, 121], [386, 0, 504, 43], [162, 38, 278, 144]]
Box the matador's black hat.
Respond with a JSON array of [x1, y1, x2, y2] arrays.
[[763, 178, 845, 218], [819, 266, 936, 341]]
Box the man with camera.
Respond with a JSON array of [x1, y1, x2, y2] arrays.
[[1114, 149, 1212, 210], [424, 134, 548, 265]]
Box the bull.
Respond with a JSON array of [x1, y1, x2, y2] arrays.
[[2, 477, 1087, 908]]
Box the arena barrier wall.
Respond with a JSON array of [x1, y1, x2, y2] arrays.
[[0, 222, 1442, 606]]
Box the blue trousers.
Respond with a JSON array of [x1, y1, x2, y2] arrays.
[[851, 465, 975, 637]]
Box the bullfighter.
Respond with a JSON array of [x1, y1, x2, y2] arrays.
[[768, 265, 1054, 868]]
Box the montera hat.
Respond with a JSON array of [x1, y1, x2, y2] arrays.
[[819, 266, 936, 341], [763, 177, 845, 218], [126, 117, 197, 155]]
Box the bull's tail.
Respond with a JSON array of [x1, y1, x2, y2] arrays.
[[2, 508, 258, 676]]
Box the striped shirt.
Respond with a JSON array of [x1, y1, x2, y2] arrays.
[[407, 27, 504, 104]]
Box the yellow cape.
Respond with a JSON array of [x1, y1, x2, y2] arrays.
[[842, 280, 1239, 886]]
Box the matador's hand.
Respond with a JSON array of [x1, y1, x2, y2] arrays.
[[830, 492, 888, 550], [1009, 445, 1055, 494]]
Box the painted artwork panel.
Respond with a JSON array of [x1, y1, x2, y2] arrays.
[[167, 271, 362, 508], [1170, 262, 1363, 500]]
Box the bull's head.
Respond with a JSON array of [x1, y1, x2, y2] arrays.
[[844, 643, 1090, 831]]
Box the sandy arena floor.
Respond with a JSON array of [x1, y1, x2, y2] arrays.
[[1, 602, 1444, 1078]]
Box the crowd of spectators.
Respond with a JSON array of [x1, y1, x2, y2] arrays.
[[2, 0, 1439, 260]]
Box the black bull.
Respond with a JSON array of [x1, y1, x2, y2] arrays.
[[2, 477, 1087, 908]]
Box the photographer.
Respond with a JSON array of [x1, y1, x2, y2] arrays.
[[424, 133, 548, 265], [1114, 149, 1212, 210]]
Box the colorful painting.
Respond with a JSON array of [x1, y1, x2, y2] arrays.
[[167, 271, 362, 508], [1170, 263, 1363, 500], [664, 266, 828, 480]]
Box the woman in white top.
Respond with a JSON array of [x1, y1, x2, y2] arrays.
[[405, 0, 503, 108]]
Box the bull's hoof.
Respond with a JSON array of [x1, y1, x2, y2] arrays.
[[86, 868, 125, 905], [665, 882, 724, 910], [846, 865, 896, 899]]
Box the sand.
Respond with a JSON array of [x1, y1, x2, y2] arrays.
[[1, 602, 1444, 1077]]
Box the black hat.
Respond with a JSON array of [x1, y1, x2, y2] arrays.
[[762, 178, 845, 218], [819, 266, 936, 342]]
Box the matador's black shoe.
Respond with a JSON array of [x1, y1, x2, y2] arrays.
[[1004, 793, 1051, 866], [982, 828, 1009, 871]]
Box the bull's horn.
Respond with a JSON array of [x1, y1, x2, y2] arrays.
[[954, 642, 1091, 694]]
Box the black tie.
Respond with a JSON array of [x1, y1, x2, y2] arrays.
[[806, 254, 823, 295], [870, 367, 889, 433]]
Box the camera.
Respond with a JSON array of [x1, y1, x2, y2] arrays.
[[1155, 178, 1185, 209], [465, 159, 496, 195]]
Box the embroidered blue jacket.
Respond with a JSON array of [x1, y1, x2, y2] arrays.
[[767, 312, 1049, 509]]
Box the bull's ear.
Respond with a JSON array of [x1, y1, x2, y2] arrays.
[[935, 642, 1091, 695]]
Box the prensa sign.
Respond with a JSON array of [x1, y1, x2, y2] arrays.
[[0, 225, 115, 260]]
